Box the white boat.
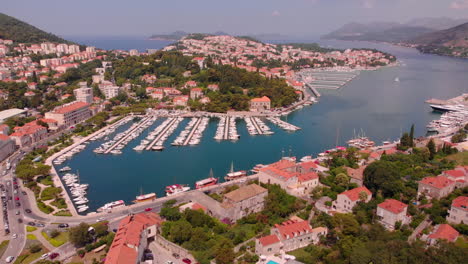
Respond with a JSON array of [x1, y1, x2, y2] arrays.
[[165, 184, 191, 196], [59, 166, 71, 172]]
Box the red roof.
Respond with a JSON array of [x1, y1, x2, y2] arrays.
[[428, 224, 459, 242], [299, 161, 317, 170], [443, 169, 465, 178], [276, 219, 313, 239], [340, 186, 371, 202], [420, 176, 454, 189], [378, 199, 407, 214], [258, 234, 280, 246], [191, 87, 202, 92], [251, 96, 271, 103], [0, 134, 10, 141], [191, 202, 206, 212], [53, 101, 89, 114], [298, 171, 319, 182], [451, 196, 468, 211], [105, 213, 163, 264]]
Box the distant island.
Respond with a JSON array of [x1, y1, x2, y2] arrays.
[[323, 17, 468, 58]]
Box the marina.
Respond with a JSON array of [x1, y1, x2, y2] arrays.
[[245, 117, 274, 135], [266, 117, 301, 132], [145, 117, 183, 151], [214, 116, 240, 140], [299, 69, 360, 90], [425, 95, 468, 134], [172, 117, 210, 146]]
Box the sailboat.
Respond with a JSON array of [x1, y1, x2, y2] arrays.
[[133, 186, 156, 203], [224, 161, 247, 181], [395, 77, 400, 82]]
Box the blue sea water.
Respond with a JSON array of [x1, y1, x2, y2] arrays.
[[60, 36, 468, 211]]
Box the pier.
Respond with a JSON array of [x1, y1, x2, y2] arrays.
[[223, 116, 230, 139], [267, 117, 301, 131], [246, 117, 273, 135], [103, 116, 153, 154], [146, 117, 181, 150], [183, 118, 202, 145]]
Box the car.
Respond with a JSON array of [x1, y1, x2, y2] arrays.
[[166, 261, 174, 264], [41, 253, 49, 259], [15, 211, 20, 215], [12, 234, 17, 239], [18, 219, 23, 224], [22, 191, 26, 195], [172, 253, 180, 259], [25, 209, 31, 213], [15, 202, 20, 207], [15, 197, 19, 201], [144, 208, 152, 212], [49, 253, 59, 259], [182, 258, 192, 264], [27, 222, 36, 226], [36, 223, 45, 227], [5, 256, 14, 263], [96, 217, 105, 222], [58, 223, 69, 228], [13, 190, 17, 194]]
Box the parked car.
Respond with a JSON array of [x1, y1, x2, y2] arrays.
[[182, 258, 192, 264], [18, 219, 23, 224], [144, 208, 152, 212], [49, 253, 59, 259], [58, 223, 69, 228], [25, 209, 32, 213], [41, 253, 49, 259], [12, 234, 17, 239], [36, 223, 45, 227], [27, 222, 35, 226], [22, 191, 27, 195], [172, 253, 180, 259], [5, 256, 14, 263]]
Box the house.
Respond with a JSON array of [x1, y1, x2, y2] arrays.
[[150, 91, 164, 100], [425, 224, 459, 246], [250, 96, 271, 112], [105, 212, 163, 264], [190, 88, 203, 100], [73, 86, 93, 104], [332, 186, 372, 213], [442, 167, 467, 188], [258, 159, 320, 197], [0, 134, 15, 162], [256, 217, 327, 256], [222, 184, 268, 220], [193, 57, 205, 69], [24, 91, 35, 97], [179, 202, 206, 213], [45, 101, 92, 127], [345, 166, 366, 186], [200, 97, 211, 104], [446, 196, 468, 224], [0, 124, 9, 135], [184, 80, 197, 88], [377, 199, 411, 230], [173, 96, 189, 107], [207, 84, 219, 92], [418, 176, 455, 200], [9, 123, 47, 147]]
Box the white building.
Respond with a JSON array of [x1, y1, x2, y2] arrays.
[[73, 86, 93, 104]]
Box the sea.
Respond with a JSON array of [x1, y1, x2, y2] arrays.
[[61, 35, 468, 211]]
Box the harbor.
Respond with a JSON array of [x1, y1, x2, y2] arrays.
[[299, 69, 360, 90], [425, 94, 468, 135]]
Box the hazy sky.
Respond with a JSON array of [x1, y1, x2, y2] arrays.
[[2, 0, 468, 37]]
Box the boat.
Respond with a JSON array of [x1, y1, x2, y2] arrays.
[[133, 193, 156, 203], [59, 166, 71, 172], [195, 175, 218, 189], [97, 200, 125, 212], [152, 146, 165, 151], [165, 184, 191, 196], [225, 161, 247, 181]]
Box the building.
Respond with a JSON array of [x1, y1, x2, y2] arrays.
[[207, 84, 219, 92], [45, 101, 92, 127], [250, 96, 271, 111], [149, 91, 164, 100], [222, 184, 268, 220], [446, 196, 468, 224], [442, 167, 468, 188], [345, 166, 366, 186], [0, 109, 26, 124], [376, 199, 411, 230], [0, 135, 15, 162], [332, 186, 372, 213], [99, 85, 121, 99], [9, 123, 47, 147], [190, 88, 203, 100], [425, 224, 459, 246], [0, 124, 9, 135], [173, 96, 189, 107], [193, 57, 205, 69], [129, 49, 139, 56], [73, 86, 93, 104], [418, 176, 456, 200], [258, 159, 320, 197], [105, 212, 163, 264], [256, 217, 327, 256]]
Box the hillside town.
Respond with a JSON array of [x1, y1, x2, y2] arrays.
[[0, 34, 466, 264]]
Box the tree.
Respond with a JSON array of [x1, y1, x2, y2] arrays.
[[214, 239, 235, 264], [49, 229, 60, 238], [409, 124, 415, 147], [331, 213, 360, 236], [363, 160, 404, 198], [169, 220, 192, 244], [358, 191, 368, 202], [427, 139, 436, 160], [29, 243, 42, 253], [69, 222, 93, 247], [335, 173, 350, 186]]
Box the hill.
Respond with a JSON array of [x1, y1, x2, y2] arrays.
[[149, 31, 189, 41], [0, 13, 70, 44], [410, 22, 468, 47], [406, 17, 468, 31]]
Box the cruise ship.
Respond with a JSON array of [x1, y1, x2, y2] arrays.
[[195, 177, 218, 189]]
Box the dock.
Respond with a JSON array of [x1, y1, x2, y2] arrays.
[[146, 118, 179, 150], [183, 118, 202, 145], [223, 116, 230, 140], [104, 117, 153, 154], [267, 117, 301, 131]]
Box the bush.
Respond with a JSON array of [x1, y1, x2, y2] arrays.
[[29, 243, 42, 253], [37, 200, 54, 214], [50, 229, 60, 238], [41, 186, 62, 201]]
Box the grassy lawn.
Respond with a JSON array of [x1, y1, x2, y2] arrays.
[[53, 210, 72, 216], [445, 151, 468, 165], [41, 231, 69, 247], [0, 240, 9, 258], [455, 236, 468, 248], [50, 198, 68, 209], [37, 200, 54, 214], [26, 226, 37, 232], [13, 250, 44, 264], [26, 234, 37, 240]]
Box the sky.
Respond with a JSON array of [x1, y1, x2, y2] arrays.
[[2, 0, 468, 37]]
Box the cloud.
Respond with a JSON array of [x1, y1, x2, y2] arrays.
[[450, 0, 468, 9], [272, 10, 281, 16]]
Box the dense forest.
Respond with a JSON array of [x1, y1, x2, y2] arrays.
[[0, 13, 71, 44]]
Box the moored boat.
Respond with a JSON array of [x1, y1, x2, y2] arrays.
[[165, 184, 191, 196], [133, 193, 156, 203], [195, 177, 218, 189]]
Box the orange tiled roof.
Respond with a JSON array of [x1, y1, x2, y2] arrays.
[[428, 224, 459, 242], [378, 199, 407, 214], [298, 171, 319, 182], [443, 169, 465, 178], [451, 196, 468, 211], [275, 219, 313, 240], [340, 186, 371, 202], [53, 101, 89, 114], [420, 176, 454, 189], [251, 96, 270, 103], [0, 134, 10, 141], [258, 234, 280, 246]]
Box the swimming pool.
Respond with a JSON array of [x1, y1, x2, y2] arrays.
[[266, 261, 280, 264]]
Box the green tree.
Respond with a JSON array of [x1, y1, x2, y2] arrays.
[[363, 160, 404, 197], [214, 239, 235, 264], [427, 139, 436, 160], [69, 222, 93, 247], [169, 220, 192, 244]]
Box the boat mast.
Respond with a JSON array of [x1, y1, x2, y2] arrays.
[[230, 161, 234, 173], [209, 168, 214, 178]]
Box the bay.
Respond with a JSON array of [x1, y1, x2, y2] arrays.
[[62, 36, 468, 212]]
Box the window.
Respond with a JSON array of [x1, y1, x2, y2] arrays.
[[268, 248, 272, 252]]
